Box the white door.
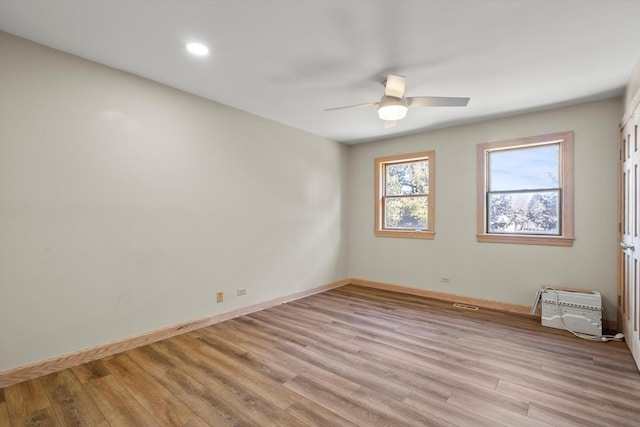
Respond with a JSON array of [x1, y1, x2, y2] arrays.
[[620, 108, 640, 370]]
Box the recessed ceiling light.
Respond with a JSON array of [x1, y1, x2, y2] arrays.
[[186, 42, 209, 56]]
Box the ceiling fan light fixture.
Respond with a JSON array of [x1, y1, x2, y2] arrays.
[[377, 96, 408, 121]]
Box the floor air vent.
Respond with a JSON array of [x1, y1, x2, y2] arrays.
[[453, 303, 479, 311]]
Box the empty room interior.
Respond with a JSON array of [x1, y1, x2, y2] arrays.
[[1, 1, 640, 426]]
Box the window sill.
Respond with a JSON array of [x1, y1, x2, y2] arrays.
[[476, 234, 574, 247], [375, 230, 435, 240]]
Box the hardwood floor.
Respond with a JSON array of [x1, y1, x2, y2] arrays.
[[2, 284, 639, 426]]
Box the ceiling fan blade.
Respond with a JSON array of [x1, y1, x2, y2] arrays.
[[384, 74, 405, 98], [323, 102, 378, 112], [384, 120, 397, 128], [408, 96, 470, 107]]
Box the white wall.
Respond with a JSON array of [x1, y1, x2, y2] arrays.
[[0, 32, 349, 371], [349, 99, 622, 319], [624, 57, 640, 112]]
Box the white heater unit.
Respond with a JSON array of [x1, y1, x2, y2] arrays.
[[540, 289, 602, 337]]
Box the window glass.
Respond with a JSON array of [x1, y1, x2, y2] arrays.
[[488, 144, 559, 191], [488, 190, 560, 235], [384, 196, 428, 230]]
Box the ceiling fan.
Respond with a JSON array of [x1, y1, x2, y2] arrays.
[[324, 74, 470, 128]]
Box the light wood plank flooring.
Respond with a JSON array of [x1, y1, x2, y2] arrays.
[[2, 285, 639, 426]]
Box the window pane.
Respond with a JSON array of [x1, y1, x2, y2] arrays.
[[385, 161, 429, 196], [488, 190, 559, 235], [384, 196, 428, 230], [489, 144, 559, 191]]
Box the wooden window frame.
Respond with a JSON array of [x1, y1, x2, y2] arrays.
[[374, 151, 435, 239], [476, 131, 574, 247]]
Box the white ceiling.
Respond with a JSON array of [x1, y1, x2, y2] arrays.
[[1, 0, 639, 144]]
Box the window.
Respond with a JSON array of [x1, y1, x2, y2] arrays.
[[477, 131, 574, 246], [375, 151, 435, 239]]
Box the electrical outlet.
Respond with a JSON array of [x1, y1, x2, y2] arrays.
[[440, 277, 451, 284], [237, 288, 247, 296], [216, 292, 223, 303]]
